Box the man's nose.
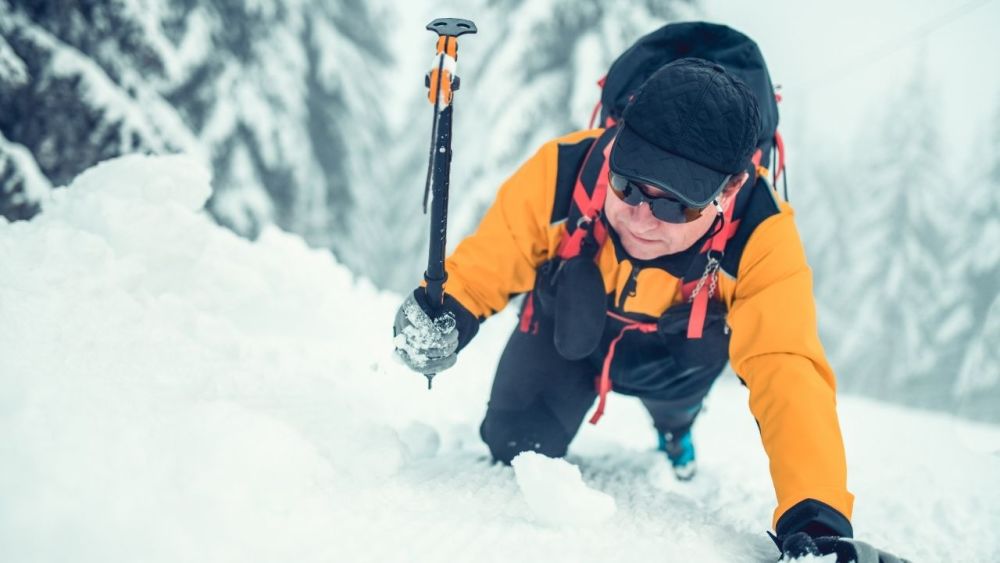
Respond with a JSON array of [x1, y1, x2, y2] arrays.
[[630, 201, 659, 228]]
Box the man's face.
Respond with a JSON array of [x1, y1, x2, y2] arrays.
[[603, 173, 747, 260]]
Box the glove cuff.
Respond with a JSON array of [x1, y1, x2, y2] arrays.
[[775, 499, 853, 543], [412, 288, 480, 352]]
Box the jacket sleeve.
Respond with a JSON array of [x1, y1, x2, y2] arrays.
[[441, 140, 560, 318], [726, 205, 855, 533]]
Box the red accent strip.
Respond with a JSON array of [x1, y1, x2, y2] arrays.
[[589, 100, 602, 130], [572, 181, 596, 216], [711, 196, 738, 253], [605, 311, 652, 327], [556, 137, 614, 259], [594, 141, 612, 209], [700, 218, 741, 253], [589, 315, 656, 425], [588, 75, 607, 131], [589, 327, 623, 425], [751, 148, 763, 168], [592, 219, 608, 248], [680, 280, 699, 300], [557, 230, 585, 260], [774, 131, 786, 184], [686, 186, 740, 337], [687, 289, 708, 339], [519, 292, 536, 333]]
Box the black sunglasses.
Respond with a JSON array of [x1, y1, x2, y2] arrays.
[[608, 171, 718, 224]]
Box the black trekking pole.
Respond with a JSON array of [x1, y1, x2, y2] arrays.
[[420, 17, 477, 390]]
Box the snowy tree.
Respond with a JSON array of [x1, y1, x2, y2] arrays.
[[0, 0, 393, 279], [0, 30, 50, 219], [0, 0, 197, 223], [157, 0, 393, 253], [949, 101, 1000, 419], [794, 141, 856, 350], [0, 131, 50, 221], [833, 62, 953, 404]]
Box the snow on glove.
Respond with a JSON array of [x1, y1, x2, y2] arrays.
[[393, 289, 478, 374], [780, 532, 909, 563]]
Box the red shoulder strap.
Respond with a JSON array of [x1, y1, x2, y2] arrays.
[[556, 130, 615, 260], [681, 151, 765, 338]]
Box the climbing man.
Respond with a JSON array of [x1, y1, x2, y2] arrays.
[[393, 23, 907, 562]]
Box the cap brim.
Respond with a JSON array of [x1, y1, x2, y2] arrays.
[[609, 124, 729, 207]]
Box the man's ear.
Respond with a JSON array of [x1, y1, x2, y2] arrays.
[[722, 171, 750, 199]]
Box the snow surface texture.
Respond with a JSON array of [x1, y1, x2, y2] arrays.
[[512, 452, 616, 527], [1, 156, 999, 562]]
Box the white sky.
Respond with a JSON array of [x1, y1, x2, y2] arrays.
[[702, 0, 1000, 170]]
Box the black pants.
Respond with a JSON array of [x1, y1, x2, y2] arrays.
[[480, 317, 723, 464]]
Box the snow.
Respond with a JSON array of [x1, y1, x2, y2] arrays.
[[1, 155, 999, 561], [512, 452, 616, 527]]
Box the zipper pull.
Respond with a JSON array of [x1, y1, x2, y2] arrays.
[[618, 265, 640, 308]]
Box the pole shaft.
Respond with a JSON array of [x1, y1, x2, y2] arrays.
[[424, 104, 453, 309]]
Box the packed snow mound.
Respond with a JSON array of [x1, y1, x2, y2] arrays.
[[0, 154, 499, 562], [512, 451, 616, 527], [1, 155, 998, 562], [58, 153, 211, 209]]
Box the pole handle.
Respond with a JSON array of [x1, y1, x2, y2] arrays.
[[426, 18, 477, 37]]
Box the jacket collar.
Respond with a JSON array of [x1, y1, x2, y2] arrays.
[[601, 213, 719, 278]]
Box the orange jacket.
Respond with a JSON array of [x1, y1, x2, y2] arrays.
[[443, 129, 854, 529]]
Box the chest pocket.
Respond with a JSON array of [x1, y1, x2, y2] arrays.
[[612, 264, 682, 317]]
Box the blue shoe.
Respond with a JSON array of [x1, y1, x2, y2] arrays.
[[657, 430, 696, 481]]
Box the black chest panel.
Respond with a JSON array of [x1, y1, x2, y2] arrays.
[[533, 131, 782, 392], [551, 134, 781, 281]]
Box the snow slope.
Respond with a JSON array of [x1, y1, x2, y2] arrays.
[[1, 156, 998, 562]]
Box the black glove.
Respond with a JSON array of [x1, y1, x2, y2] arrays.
[[656, 299, 731, 367], [780, 532, 909, 563], [393, 289, 479, 374]]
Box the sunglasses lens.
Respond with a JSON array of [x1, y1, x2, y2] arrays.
[[648, 199, 689, 223], [609, 172, 627, 192], [608, 172, 706, 224], [609, 173, 642, 206]]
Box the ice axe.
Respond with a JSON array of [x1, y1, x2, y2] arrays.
[[420, 17, 477, 389]]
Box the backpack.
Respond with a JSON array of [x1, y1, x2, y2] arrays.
[[590, 21, 783, 186]]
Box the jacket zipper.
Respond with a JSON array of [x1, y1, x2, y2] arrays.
[[617, 265, 641, 309]]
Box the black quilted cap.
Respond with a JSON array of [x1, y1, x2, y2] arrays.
[[609, 58, 761, 207]]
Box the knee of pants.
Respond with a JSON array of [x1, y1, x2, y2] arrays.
[[479, 400, 573, 464]]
